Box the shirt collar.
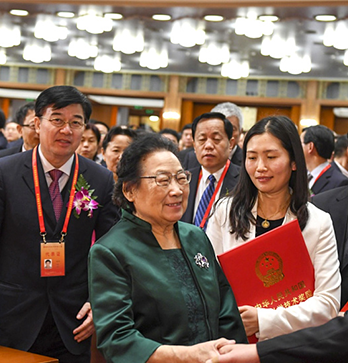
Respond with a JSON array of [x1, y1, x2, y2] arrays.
[[310, 161, 329, 183], [38, 144, 74, 177], [201, 164, 226, 184]]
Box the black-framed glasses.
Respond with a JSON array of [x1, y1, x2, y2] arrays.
[[139, 170, 191, 187], [22, 123, 36, 130], [41, 117, 85, 130]]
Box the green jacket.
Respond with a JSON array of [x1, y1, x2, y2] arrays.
[[89, 210, 247, 363]]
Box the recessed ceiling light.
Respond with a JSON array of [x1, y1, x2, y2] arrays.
[[57, 11, 75, 18], [258, 15, 279, 22], [104, 13, 123, 20], [152, 14, 171, 21], [204, 15, 224, 22], [10, 9, 29, 17], [315, 14, 337, 22]]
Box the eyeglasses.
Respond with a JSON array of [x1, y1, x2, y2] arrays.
[[40, 117, 85, 130], [22, 123, 36, 130], [139, 170, 191, 187]]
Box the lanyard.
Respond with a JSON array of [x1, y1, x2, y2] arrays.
[[312, 164, 331, 186], [32, 146, 79, 243], [198, 159, 230, 229]]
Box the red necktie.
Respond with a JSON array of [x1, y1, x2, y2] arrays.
[[49, 169, 63, 221]]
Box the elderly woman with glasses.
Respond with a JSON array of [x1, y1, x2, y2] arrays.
[[88, 133, 247, 363]]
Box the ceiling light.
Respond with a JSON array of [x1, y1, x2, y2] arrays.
[[68, 38, 98, 60], [140, 42, 168, 70], [77, 13, 113, 34], [152, 14, 171, 21], [23, 40, 51, 63], [57, 11, 75, 18], [315, 15, 337, 22], [113, 23, 144, 54], [170, 18, 205, 47], [104, 13, 123, 20], [221, 59, 250, 79], [344, 50, 348, 66], [34, 15, 68, 42], [300, 119, 318, 127], [0, 20, 21, 48], [323, 23, 335, 47], [199, 41, 229, 66], [94, 53, 121, 73], [204, 15, 224, 22], [149, 115, 159, 122], [9, 9, 28, 17], [258, 15, 279, 22]]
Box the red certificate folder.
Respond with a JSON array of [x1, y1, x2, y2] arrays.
[[218, 219, 314, 342]]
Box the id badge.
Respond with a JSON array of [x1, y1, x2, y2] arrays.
[[41, 242, 65, 277]]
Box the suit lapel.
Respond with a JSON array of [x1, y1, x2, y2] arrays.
[[53, 155, 87, 235], [312, 168, 332, 194]]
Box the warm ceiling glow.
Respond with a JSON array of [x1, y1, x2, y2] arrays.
[[315, 14, 337, 22], [152, 14, 171, 21], [10, 9, 29, 17], [258, 15, 279, 22], [300, 119, 318, 127], [57, 11, 75, 18], [149, 115, 160, 122], [204, 15, 224, 22], [104, 13, 123, 20]]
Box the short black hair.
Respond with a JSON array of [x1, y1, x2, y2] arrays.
[[102, 126, 137, 151], [159, 128, 180, 143], [192, 112, 233, 140], [35, 85, 92, 122], [89, 119, 110, 132], [181, 123, 192, 132], [113, 133, 178, 213], [0, 109, 6, 129], [302, 125, 334, 160], [85, 123, 101, 144], [334, 135, 348, 158], [15, 102, 35, 126]]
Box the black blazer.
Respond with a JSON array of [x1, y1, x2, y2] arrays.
[[312, 186, 348, 308], [257, 311, 348, 363], [0, 139, 23, 157], [182, 145, 243, 170], [311, 165, 348, 195], [0, 149, 118, 354], [181, 162, 240, 224]]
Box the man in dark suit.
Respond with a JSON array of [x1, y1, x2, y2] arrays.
[[205, 311, 348, 363], [0, 108, 7, 150], [181, 112, 240, 229], [331, 135, 348, 177], [301, 125, 348, 195], [311, 185, 348, 308], [0, 86, 118, 362], [0, 102, 39, 158], [183, 102, 243, 169]]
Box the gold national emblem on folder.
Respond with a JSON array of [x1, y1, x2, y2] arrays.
[[255, 251, 284, 287]]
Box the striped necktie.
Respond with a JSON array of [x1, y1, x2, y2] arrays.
[[49, 169, 63, 221], [194, 174, 216, 231]]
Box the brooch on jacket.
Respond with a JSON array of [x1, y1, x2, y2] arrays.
[[194, 253, 210, 269], [72, 174, 101, 218]]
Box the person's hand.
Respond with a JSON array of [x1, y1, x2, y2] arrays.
[[73, 302, 95, 342], [238, 305, 259, 336], [185, 338, 235, 363], [148, 338, 235, 363], [206, 344, 260, 363]]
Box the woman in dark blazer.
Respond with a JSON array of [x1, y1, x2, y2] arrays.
[[88, 133, 247, 363]]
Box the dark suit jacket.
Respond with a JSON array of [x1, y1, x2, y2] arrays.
[[181, 162, 240, 224], [182, 145, 243, 170], [0, 149, 118, 354], [0, 139, 23, 157], [312, 186, 348, 308], [257, 311, 348, 363], [311, 164, 348, 195]]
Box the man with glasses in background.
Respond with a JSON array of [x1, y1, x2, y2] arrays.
[[0, 102, 39, 157], [0, 85, 118, 362]]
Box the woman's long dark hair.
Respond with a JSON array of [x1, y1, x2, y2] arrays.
[[229, 115, 309, 240]]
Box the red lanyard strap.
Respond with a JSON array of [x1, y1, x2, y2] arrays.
[[312, 164, 331, 186], [32, 146, 79, 242], [199, 159, 230, 229]]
